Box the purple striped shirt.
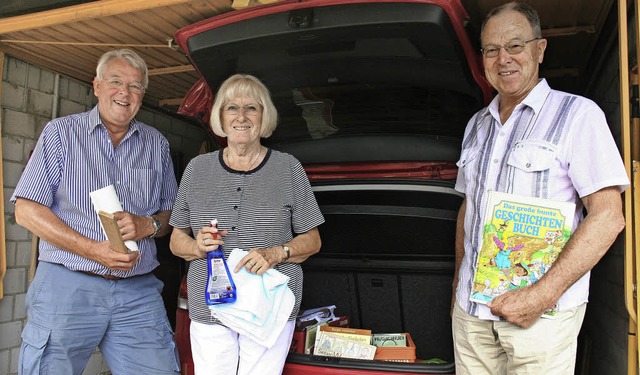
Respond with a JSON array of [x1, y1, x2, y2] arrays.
[[11, 106, 178, 276], [455, 79, 629, 318]]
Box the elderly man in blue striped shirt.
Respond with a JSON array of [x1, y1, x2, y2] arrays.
[[11, 49, 180, 375]]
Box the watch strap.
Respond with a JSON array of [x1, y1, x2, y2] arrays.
[[149, 215, 161, 238]]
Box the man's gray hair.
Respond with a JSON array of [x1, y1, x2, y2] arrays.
[[481, 1, 542, 39], [96, 49, 149, 88]]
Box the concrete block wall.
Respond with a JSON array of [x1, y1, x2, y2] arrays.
[[0, 56, 208, 375]]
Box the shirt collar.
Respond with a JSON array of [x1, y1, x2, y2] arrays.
[[520, 78, 551, 114], [88, 105, 141, 136], [488, 78, 551, 122]]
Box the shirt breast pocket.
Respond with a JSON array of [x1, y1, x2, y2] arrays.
[[456, 147, 481, 169], [129, 169, 158, 209], [507, 140, 558, 173], [456, 146, 481, 188]]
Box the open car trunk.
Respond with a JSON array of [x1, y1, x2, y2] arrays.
[[291, 180, 462, 373], [269, 134, 462, 373]]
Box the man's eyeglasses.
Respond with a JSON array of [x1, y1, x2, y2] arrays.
[[103, 78, 145, 94], [481, 38, 541, 58], [223, 103, 262, 117]]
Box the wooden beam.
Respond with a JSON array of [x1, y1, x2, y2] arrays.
[[0, 52, 5, 299], [232, 0, 278, 9], [231, 0, 251, 9], [0, 0, 191, 34], [149, 65, 195, 76], [0, 39, 168, 48]]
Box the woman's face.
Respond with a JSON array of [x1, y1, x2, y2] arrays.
[[221, 96, 263, 147]]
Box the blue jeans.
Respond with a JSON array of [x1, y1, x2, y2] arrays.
[[19, 261, 180, 375]]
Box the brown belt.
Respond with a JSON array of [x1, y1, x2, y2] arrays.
[[81, 271, 123, 280]]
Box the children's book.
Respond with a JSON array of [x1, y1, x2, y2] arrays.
[[470, 191, 576, 317]]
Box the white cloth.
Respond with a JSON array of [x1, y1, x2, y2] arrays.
[[455, 79, 630, 319], [209, 248, 295, 348]]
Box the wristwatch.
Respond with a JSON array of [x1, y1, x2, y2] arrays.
[[282, 245, 291, 261], [149, 215, 161, 238]]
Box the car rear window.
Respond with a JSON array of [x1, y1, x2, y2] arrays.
[[269, 82, 479, 144]]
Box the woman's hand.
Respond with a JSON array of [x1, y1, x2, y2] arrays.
[[195, 225, 227, 258], [234, 246, 282, 275], [170, 226, 227, 261], [233, 228, 322, 275]]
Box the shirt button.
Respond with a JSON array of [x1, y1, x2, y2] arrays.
[[233, 205, 238, 210], [493, 159, 499, 163], [231, 226, 237, 230], [236, 187, 242, 192], [526, 163, 531, 168]]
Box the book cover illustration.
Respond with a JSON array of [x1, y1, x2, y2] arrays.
[[313, 326, 376, 360], [372, 333, 407, 347], [470, 191, 575, 316]]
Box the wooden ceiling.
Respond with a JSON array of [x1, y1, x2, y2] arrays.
[[0, 0, 618, 119], [0, 0, 240, 116]]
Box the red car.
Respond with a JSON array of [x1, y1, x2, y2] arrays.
[[173, 0, 492, 373]]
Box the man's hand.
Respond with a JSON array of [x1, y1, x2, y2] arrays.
[[113, 211, 152, 241], [15, 198, 141, 270], [487, 285, 553, 328], [87, 240, 141, 270]]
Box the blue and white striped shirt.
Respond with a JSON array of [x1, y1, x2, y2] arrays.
[[11, 105, 178, 276]]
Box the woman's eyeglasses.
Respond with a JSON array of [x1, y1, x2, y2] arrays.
[[223, 103, 262, 117]]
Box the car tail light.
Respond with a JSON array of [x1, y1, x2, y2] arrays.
[[177, 275, 189, 310]]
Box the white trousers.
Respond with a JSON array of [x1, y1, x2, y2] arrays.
[[452, 303, 586, 375], [190, 320, 296, 375]]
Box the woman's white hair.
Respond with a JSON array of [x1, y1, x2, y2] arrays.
[[209, 74, 278, 138]]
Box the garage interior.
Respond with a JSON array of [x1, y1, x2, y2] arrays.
[[0, 1, 635, 375]]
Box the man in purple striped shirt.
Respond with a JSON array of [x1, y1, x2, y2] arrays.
[[12, 49, 179, 374], [451, 2, 628, 375]]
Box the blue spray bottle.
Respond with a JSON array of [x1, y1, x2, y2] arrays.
[[205, 219, 237, 305]]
